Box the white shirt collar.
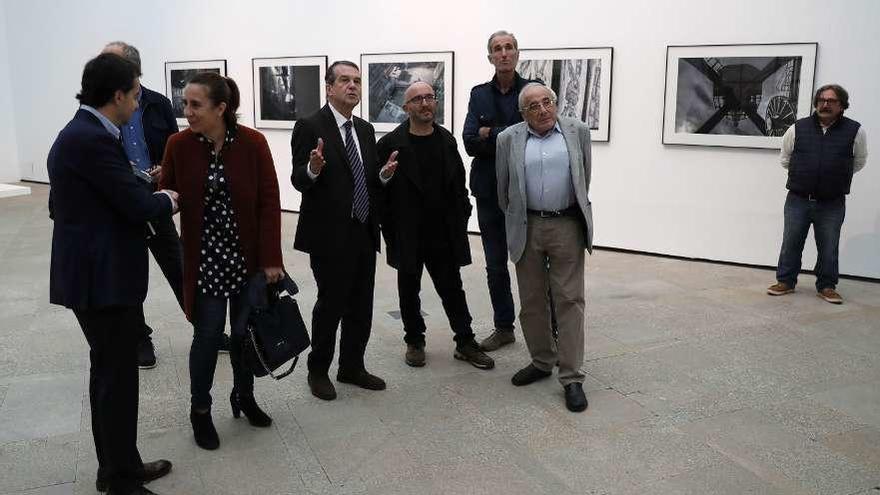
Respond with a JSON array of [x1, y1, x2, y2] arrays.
[[328, 102, 354, 129]]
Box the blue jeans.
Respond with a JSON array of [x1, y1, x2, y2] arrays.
[[775, 191, 846, 291], [190, 290, 253, 409], [475, 198, 515, 331]]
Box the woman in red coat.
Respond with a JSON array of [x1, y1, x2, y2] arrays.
[[160, 72, 283, 450]]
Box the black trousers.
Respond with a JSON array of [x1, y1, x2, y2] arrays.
[[143, 213, 184, 339], [307, 219, 376, 375], [397, 241, 474, 346], [73, 305, 146, 493]]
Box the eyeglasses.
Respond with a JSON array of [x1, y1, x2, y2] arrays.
[[406, 94, 437, 105], [523, 98, 556, 114], [817, 98, 840, 105]]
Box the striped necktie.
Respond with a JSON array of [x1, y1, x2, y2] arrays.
[[343, 120, 369, 223]]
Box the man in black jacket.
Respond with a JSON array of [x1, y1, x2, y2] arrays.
[[102, 42, 200, 368], [49, 52, 176, 495], [767, 84, 868, 304], [463, 30, 539, 351], [377, 81, 494, 369]]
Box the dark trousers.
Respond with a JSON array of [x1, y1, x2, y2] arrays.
[[397, 241, 475, 346], [776, 191, 846, 291], [143, 213, 184, 339], [475, 198, 515, 330], [308, 219, 376, 375], [73, 305, 146, 494], [190, 290, 253, 410]]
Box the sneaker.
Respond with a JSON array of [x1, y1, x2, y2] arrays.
[[478, 329, 515, 351], [454, 340, 495, 370], [818, 288, 843, 304], [137, 338, 157, 369], [405, 343, 426, 367], [218, 333, 231, 354], [767, 282, 795, 296]]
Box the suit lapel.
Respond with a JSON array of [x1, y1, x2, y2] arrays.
[[561, 119, 582, 187], [513, 126, 529, 206]]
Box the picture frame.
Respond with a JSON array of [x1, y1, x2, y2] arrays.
[[360, 51, 454, 133], [518, 47, 614, 142], [662, 42, 818, 149], [252, 56, 327, 129], [164, 59, 228, 128]]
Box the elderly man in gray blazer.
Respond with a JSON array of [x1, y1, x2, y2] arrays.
[[496, 82, 593, 412]]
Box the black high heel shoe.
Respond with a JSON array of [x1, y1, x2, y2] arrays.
[[230, 389, 272, 427], [190, 408, 219, 450]]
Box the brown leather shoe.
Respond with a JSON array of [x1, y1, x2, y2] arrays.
[[337, 370, 386, 390], [405, 343, 426, 367], [767, 282, 795, 296], [454, 340, 495, 370], [818, 288, 843, 304], [479, 329, 515, 351], [308, 372, 337, 400]]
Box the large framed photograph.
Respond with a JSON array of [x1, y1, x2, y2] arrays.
[[518, 47, 613, 142], [662, 43, 817, 149], [252, 56, 327, 129], [165, 59, 228, 127], [360, 51, 454, 133]]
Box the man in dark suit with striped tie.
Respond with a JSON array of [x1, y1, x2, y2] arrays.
[[291, 61, 397, 401]]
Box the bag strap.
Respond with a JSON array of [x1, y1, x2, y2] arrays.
[[246, 324, 298, 380]]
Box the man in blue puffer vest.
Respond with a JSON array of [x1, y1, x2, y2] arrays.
[[767, 84, 868, 304]]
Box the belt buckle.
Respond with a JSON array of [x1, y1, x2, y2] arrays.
[[808, 194, 817, 202], [542, 210, 560, 218]]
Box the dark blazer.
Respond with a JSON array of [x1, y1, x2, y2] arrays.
[[376, 121, 472, 273], [160, 125, 283, 321], [48, 109, 173, 310], [291, 104, 381, 256], [140, 86, 179, 167]]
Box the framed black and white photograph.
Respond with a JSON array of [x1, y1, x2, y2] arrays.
[[662, 43, 817, 149], [361, 51, 453, 133], [165, 59, 227, 127], [518, 47, 613, 142], [252, 56, 327, 129]]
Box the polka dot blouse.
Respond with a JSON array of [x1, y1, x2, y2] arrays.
[[196, 127, 248, 298]]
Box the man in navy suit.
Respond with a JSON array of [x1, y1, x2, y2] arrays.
[[48, 53, 177, 495], [291, 61, 396, 401]]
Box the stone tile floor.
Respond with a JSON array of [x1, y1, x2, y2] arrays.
[[1, 184, 878, 494]]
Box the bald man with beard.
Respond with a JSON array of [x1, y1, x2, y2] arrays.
[[377, 82, 494, 370]]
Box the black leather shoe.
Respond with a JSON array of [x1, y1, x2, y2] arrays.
[[190, 409, 220, 450], [137, 337, 157, 369], [564, 383, 588, 412], [96, 460, 172, 492], [511, 363, 552, 386], [107, 487, 159, 495], [230, 389, 272, 427], [337, 370, 386, 390], [308, 372, 337, 400]]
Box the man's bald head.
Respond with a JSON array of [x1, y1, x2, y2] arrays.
[[402, 81, 437, 127], [403, 81, 434, 104], [102, 41, 141, 76]]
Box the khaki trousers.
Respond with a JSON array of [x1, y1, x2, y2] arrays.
[[514, 215, 585, 385]]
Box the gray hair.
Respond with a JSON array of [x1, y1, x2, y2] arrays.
[[486, 30, 518, 54], [518, 82, 557, 111], [104, 41, 141, 75]]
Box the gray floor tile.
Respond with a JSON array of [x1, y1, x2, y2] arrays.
[[0, 374, 84, 443]]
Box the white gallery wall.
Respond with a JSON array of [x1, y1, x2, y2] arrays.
[[0, 0, 18, 182], [2, 0, 878, 278]]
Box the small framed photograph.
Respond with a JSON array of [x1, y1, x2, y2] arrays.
[[165, 59, 227, 128], [252, 56, 327, 129], [518, 47, 614, 142], [662, 42, 818, 149], [360, 51, 454, 132]]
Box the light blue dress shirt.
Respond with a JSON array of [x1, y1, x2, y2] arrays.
[[121, 90, 152, 170], [524, 122, 574, 211]]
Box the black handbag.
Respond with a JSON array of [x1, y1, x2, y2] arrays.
[[241, 272, 310, 379]]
